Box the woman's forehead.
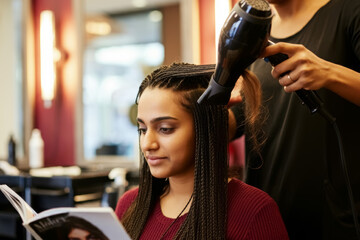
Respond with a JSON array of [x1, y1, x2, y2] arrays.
[[137, 88, 189, 119]]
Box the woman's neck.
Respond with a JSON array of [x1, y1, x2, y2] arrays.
[[167, 176, 193, 196], [270, 0, 330, 38], [160, 176, 194, 218]]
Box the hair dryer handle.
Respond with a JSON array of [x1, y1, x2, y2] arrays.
[[265, 52, 323, 114]]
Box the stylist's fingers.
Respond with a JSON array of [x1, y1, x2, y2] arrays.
[[227, 78, 243, 108], [265, 42, 333, 92], [263, 42, 307, 79], [278, 72, 301, 93], [261, 42, 303, 59], [227, 95, 242, 108], [279, 73, 296, 86]]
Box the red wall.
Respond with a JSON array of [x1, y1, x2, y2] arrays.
[[199, 0, 216, 64], [33, 0, 75, 166], [198, 0, 239, 64]]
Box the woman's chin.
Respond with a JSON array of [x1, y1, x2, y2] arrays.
[[149, 168, 168, 179]]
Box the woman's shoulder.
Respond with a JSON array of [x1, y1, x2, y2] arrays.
[[228, 178, 277, 209], [114, 187, 139, 219], [227, 179, 289, 239], [121, 187, 139, 200], [324, 0, 360, 19]]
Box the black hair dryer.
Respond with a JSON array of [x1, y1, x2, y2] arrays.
[[197, 0, 272, 105], [197, 0, 326, 117]]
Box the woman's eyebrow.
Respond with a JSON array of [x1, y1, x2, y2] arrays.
[[137, 116, 178, 124]]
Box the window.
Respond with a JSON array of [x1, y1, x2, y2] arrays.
[[83, 10, 164, 164]]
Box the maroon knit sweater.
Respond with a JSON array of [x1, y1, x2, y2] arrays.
[[115, 178, 289, 239]]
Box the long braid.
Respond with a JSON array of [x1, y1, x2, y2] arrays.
[[175, 94, 228, 239], [207, 110, 217, 238]]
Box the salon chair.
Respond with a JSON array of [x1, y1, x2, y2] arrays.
[[0, 175, 27, 240]]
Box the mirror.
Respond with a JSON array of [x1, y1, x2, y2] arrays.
[[80, 0, 182, 168], [0, 0, 25, 164]]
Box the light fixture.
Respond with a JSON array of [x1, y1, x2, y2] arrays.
[[215, 0, 231, 59], [40, 10, 57, 108], [148, 10, 163, 22], [86, 21, 112, 36], [132, 0, 147, 8]]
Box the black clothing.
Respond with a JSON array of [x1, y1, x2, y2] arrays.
[[233, 0, 360, 239]]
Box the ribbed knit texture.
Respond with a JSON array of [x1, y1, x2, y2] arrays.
[[115, 179, 289, 239]]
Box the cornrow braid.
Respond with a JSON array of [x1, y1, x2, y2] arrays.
[[135, 63, 214, 104]]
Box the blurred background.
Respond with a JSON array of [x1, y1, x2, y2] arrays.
[[0, 0, 243, 171]]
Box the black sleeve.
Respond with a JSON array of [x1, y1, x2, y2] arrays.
[[344, 0, 360, 60]]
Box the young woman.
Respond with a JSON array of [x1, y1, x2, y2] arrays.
[[115, 62, 288, 239]]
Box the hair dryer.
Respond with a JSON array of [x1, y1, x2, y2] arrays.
[[197, 0, 272, 105], [197, 0, 332, 120]]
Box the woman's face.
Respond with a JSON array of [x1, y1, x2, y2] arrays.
[[137, 88, 195, 179]]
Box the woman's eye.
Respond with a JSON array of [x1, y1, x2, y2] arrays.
[[159, 127, 174, 134], [87, 235, 101, 240], [138, 128, 146, 134]]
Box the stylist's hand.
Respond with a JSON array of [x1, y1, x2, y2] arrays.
[[227, 77, 243, 108], [262, 42, 360, 106], [262, 42, 331, 92]]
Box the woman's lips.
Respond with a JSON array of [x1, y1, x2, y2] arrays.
[[146, 156, 166, 166]]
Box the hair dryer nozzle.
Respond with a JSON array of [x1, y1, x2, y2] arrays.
[[197, 76, 233, 105]]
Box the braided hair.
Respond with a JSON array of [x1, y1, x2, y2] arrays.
[[121, 62, 262, 239]]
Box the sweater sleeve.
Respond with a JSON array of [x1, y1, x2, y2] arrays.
[[114, 187, 139, 220], [245, 199, 289, 240]]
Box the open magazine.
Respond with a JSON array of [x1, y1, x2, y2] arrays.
[[0, 184, 131, 240]]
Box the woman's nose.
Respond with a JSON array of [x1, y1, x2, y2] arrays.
[[140, 130, 159, 151]]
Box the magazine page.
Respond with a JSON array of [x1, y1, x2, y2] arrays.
[[0, 184, 37, 222], [28, 207, 131, 240]]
